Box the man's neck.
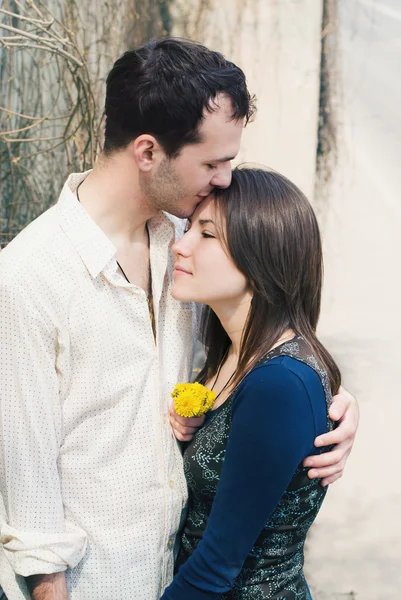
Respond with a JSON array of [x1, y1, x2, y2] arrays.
[[76, 154, 158, 248]]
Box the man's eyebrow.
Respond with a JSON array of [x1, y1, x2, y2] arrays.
[[207, 156, 235, 164]]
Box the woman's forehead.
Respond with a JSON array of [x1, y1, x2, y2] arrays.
[[192, 196, 214, 221]]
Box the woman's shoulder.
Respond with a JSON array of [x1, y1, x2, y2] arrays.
[[232, 355, 325, 414], [247, 354, 322, 386]]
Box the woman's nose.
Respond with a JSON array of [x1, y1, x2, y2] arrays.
[[172, 232, 190, 257]]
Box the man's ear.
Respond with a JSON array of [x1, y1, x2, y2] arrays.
[[130, 134, 164, 172]]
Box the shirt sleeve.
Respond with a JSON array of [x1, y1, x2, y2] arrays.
[[161, 359, 325, 600], [0, 281, 87, 577]]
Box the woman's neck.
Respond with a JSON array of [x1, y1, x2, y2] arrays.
[[212, 299, 296, 357], [210, 294, 252, 358]]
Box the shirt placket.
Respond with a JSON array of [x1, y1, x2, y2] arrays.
[[159, 383, 190, 590]]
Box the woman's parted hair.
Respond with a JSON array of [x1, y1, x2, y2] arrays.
[[198, 166, 341, 394]]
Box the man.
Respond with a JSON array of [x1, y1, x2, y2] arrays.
[[0, 38, 358, 600]]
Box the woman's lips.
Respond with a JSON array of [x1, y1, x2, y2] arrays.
[[173, 265, 192, 275]]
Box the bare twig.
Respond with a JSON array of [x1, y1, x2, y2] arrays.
[[1, 0, 173, 241], [0, 23, 83, 66], [0, 8, 52, 27], [0, 105, 70, 120]]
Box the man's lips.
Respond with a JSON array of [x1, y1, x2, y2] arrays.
[[173, 265, 192, 275], [197, 189, 213, 198]]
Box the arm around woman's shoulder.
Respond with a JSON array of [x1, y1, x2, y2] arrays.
[[161, 358, 325, 600]]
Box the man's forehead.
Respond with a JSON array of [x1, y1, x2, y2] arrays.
[[204, 92, 236, 117], [198, 100, 244, 140], [193, 123, 243, 159]]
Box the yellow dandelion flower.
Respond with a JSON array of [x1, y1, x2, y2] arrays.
[[204, 389, 216, 412], [172, 382, 216, 417]]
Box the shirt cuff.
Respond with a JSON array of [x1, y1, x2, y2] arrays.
[[1, 521, 88, 577]]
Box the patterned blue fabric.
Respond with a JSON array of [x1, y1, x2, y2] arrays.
[[162, 337, 333, 600]]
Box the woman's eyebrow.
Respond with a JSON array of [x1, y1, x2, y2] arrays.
[[198, 219, 215, 225]]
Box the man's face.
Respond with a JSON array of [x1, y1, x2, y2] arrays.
[[141, 95, 244, 218]]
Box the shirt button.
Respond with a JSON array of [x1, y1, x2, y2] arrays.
[[167, 538, 174, 549], [169, 480, 174, 489]]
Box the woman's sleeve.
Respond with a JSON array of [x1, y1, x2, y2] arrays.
[[161, 359, 323, 600]]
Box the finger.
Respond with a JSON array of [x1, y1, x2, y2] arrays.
[[314, 425, 354, 448], [184, 415, 205, 427], [173, 415, 205, 427], [169, 412, 194, 427], [321, 472, 342, 486], [329, 391, 350, 422], [169, 419, 198, 436], [173, 430, 195, 442], [169, 407, 205, 427], [307, 462, 344, 480], [303, 448, 344, 469]]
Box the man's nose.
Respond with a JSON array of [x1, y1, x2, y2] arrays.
[[211, 163, 232, 189]]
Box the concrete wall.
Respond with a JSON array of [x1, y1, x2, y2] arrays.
[[307, 1, 401, 598], [171, 0, 324, 199]]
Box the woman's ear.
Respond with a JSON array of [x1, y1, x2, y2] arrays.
[[130, 134, 164, 172]]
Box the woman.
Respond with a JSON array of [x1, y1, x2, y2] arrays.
[[162, 167, 340, 599]]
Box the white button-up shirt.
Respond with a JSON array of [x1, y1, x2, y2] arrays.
[[0, 173, 199, 599]]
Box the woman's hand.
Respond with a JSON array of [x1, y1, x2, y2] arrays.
[[169, 405, 205, 442], [303, 386, 359, 486]]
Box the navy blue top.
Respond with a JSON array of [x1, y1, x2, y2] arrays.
[[161, 354, 329, 600]]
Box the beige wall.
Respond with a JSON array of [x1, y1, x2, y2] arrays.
[[307, 2, 401, 598], [171, 0, 323, 199]]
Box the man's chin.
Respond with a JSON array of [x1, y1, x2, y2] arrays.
[[169, 210, 193, 220], [168, 198, 204, 220]]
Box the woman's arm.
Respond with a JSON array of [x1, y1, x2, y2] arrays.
[[161, 359, 325, 600]]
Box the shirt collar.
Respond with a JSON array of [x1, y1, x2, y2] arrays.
[[57, 172, 179, 280]]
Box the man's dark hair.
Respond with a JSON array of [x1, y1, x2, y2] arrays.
[[104, 37, 256, 157]]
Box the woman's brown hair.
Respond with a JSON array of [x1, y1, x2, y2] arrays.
[[198, 166, 341, 394]]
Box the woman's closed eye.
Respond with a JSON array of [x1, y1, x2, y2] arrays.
[[202, 232, 215, 239]]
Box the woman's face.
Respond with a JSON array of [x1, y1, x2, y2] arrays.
[[171, 196, 250, 307]]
